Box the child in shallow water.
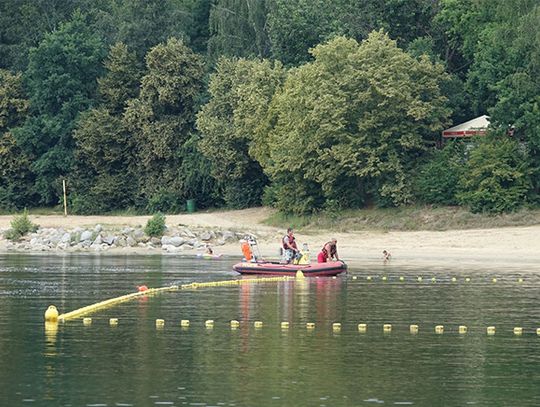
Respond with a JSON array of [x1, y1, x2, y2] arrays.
[[382, 250, 391, 262]]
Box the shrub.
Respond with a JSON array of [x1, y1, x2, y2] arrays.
[[144, 212, 166, 237], [5, 209, 38, 240], [415, 141, 466, 205], [457, 135, 531, 213]]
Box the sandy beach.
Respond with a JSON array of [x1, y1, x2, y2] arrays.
[[1, 207, 539, 270]]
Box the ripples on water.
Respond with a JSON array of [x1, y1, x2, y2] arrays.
[[0, 254, 539, 407]]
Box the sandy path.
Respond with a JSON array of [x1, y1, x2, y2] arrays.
[[1, 207, 539, 270], [0, 207, 277, 230]]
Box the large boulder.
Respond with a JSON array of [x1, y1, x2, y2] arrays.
[[133, 229, 147, 243], [102, 235, 116, 245], [200, 231, 214, 241], [169, 236, 185, 247], [80, 230, 93, 242], [116, 237, 127, 247], [222, 231, 236, 242], [126, 236, 137, 247]]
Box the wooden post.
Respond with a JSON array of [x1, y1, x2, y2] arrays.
[[62, 179, 67, 217]]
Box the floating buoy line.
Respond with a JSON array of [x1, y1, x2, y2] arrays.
[[52, 317, 540, 337], [44, 276, 294, 323], [350, 275, 528, 283], [43, 273, 538, 338]]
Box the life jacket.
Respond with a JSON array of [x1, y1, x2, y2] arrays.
[[282, 234, 296, 250], [241, 241, 252, 261], [322, 242, 336, 258]]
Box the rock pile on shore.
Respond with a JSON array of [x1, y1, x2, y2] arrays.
[[0, 224, 259, 253]]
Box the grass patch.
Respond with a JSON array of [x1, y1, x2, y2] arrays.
[[263, 205, 540, 232]]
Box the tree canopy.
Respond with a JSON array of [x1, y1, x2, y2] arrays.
[[0, 0, 538, 214]]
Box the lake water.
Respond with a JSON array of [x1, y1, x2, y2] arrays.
[[0, 254, 538, 406]]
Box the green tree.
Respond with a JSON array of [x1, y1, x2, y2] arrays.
[[457, 134, 530, 213], [98, 42, 143, 113], [0, 70, 35, 209], [415, 141, 466, 205], [12, 13, 106, 205], [208, 0, 270, 61], [197, 57, 285, 208], [109, 0, 195, 59], [71, 43, 141, 214], [262, 32, 450, 213], [124, 38, 205, 211]]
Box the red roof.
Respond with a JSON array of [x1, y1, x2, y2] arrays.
[[442, 115, 490, 138]]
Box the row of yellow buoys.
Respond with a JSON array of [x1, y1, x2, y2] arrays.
[[352, 275, 525, 283], [44, 276, 295, 323], [72, 318, 540, 336]]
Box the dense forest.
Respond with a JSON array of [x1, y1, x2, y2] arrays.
[[0, 0, 538, 215]]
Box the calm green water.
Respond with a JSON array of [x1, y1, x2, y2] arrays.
[[0, 254, 539, 407]]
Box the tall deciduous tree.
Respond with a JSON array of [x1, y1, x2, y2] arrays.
[[12, 13, 106, 205], [197, 57, 285, 208], [0, 70, 35, 209], [208, 0, 270, 61], [457, 134, 530, 214], [71, 43, 142, 214], [262, 32, 450, 213], [124, 38, 205, 211]]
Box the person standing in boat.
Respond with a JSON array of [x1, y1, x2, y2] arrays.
[[317, 238, 339, 263], [282, 228, 299, 263]]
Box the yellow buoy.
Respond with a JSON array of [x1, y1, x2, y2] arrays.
[[487, 326, 496, 335], [367, 276, 372, 281], [352, 276, 357, 280], [180, 319, 190, 327], [306, 322, 315, 329], [381, 276, 387, 281], [230, 320, 240, 328], [332, 276, 337, 279], [83, 317, 92, 326], [383, 324, 392, 333], [417, 277, 423, 282], [44, 321, 58, 344], [358, 323, 367, 333], [155, 319, 165, 328], [332, 323, 341, 331], [435, 325, 444, 334], [458, 325, 467, 334], [44, 305, 59, 322], [536, 328, 540, 336], [513, 327, 523, 336], [295, 270, 305, 279], [399, 276, 404, 282], [410, 324, 419, 334], [492, 278, 497, 283], [451, 277, 457, 282], [431, 277, 436, 283], [205, 320, 214, 328], [281, 321, 290, 329], [465, 277, 471, 282], [254, 321, 263, 328], [517, 278, 523, 283], [109, 318, 118, 326]]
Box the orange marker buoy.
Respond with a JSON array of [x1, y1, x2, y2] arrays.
[[137, 285, 148, 292]]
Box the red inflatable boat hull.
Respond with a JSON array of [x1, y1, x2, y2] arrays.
[[233, 260, 347, 276]]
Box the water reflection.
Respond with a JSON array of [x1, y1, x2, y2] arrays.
[[0, 254, 539, 406]]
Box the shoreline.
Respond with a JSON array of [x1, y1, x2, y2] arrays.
[[1, 208, 540, 271]]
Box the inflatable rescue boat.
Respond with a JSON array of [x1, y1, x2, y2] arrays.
[[233, 260, 347, 276], [233, 236, 347, 276]]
